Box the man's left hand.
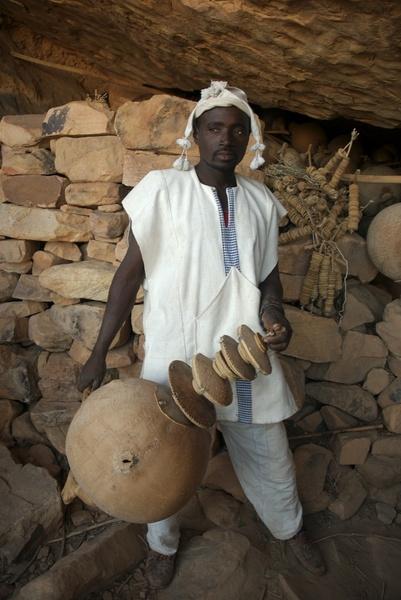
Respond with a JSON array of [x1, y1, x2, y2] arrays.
[[260, 310, 292, 352]]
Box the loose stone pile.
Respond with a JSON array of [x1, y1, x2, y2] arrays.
[[0, 94, 401, 596]]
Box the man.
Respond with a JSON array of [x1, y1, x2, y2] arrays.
[[78, 81, 325, 588]]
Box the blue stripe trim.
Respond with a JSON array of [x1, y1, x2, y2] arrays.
[[212, 187, 252, 423]]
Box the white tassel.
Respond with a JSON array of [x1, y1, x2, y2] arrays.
[[173, 155, 191, 171], [176, 137, 192, 150], [250, 153, 265, 170], [250, 141, 266, 170], [200, 81, 228, 100]]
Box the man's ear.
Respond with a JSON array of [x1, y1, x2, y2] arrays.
[[193, 127, 199, 144]]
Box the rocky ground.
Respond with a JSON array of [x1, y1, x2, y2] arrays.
[[3, 465, 401, 600]]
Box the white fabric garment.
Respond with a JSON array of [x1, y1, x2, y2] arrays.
[[122, 167, 297, 424], [146, 421, 303, 553]]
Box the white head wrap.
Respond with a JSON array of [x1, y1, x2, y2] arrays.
[[173, 81, 265, 171]]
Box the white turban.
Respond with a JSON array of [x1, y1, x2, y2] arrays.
[[173, 81, 265, 171]]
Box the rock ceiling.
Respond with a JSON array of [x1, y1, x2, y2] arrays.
[[1, 0, 401, 127]]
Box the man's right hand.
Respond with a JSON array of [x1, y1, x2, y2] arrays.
[[77, 353, 107, 393]]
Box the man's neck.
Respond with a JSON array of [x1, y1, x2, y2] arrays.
[[195, 163, 237, 189]]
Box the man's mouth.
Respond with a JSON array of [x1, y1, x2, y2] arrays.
[[215, 151, 236, 160]]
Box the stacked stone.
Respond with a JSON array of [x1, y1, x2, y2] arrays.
[[280, 242, 401, 524], [1, 94, 401, 570]]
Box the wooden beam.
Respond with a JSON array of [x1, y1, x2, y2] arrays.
[[341, 173, 401, 184], [10, 51, 160, 94]]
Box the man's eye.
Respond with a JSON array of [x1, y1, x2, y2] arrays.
[[235, 129, 245, 135]]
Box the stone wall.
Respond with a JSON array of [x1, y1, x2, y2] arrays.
[[1, 93, 401, 572]]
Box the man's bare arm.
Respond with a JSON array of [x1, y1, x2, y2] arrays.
[[258, 264, 292, 352], [77, 230, 144, 392]]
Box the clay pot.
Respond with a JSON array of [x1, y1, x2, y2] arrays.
[[367, 203, 401, 281], [289, 122, 327, 153], [359, 165, 401, 217], [66, 378, 211, 523]]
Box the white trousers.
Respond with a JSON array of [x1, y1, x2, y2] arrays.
[[146, 421, 303, 555]]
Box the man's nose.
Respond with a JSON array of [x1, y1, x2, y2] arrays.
[[220, 129, 234, 146]]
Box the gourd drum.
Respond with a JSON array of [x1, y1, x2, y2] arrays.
[[66, 378, 211, 523], [367, 203, 401, 281]]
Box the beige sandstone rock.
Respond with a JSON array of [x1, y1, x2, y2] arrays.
[[11, 412, 47, 445], [279, 355, 305, 410], [65, 182, 121, 207], [38, 352, 81, 403], [372, 437, 401, 457], [0, 399, 23, 444], [131, 303, 144, 335], [197, 489, 241, 529], [117, 361, 143, 379], [334, 434, 371, 465], [68, 339, 135, 368], [39, 260, 116, 301], [32, 250, 67, 274], [281, 273, 303, 303], [28, 310, 73, 352], [133, 333, 145, 361], [294, 443, 332, 514], [20, 443, 60, 478], [115, 96, 196, 153], [14, 523, 145, 600], [1, 145, 55, 175], [49, 302, 131, 350], [0, 445, 63, 565], [341, 286, 376, 331], [328, 470, 367, 520], [306, 382, 378, 422], [202, 451, 246, 503], [0, 114, 44, 147], [44, 241, 82, 262], [159, 529, 266, 600], [0, 204, 91, 242], [0, 260, 32, 274], [308, 331, 388, 385], [0, 174, 67, 208], [283, 305, 342, 363], [42, 100, 115, 136], [30, 399, 80, 454], [0, 271, 19, 301], [54, 136, 123, 182], [383, 404, 401, 434], [0, 239, 38, 263], [0, 316, 29, 343], [389, 356, 401, 378], [376, 300, 401, 358], [60, 204, 94, 217], [337, 233, 378, 283], [89, 210, 128, 240], [320, 406, 359, 430], [296, 411, 324, 433], [0, 300, 45, 318], [114, 225, 129, 262], [85, 240, 116, 263], [357, 455, 401, 488], [97, 203, 121, 212], [122, 150, 178, 187], [278, 241, 312, 276], [363, 368, 393, 395], [0, 346, 39, 402], [13, 274, 56, 302]]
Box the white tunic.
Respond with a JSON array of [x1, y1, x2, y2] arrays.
[[122, 167, 297, 424]]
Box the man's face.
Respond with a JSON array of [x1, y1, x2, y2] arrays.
[[193, 106, 250, 171]]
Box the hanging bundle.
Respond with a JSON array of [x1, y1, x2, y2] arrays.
[[348, 182, 360, 232], [299, 251, 324, 306]]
